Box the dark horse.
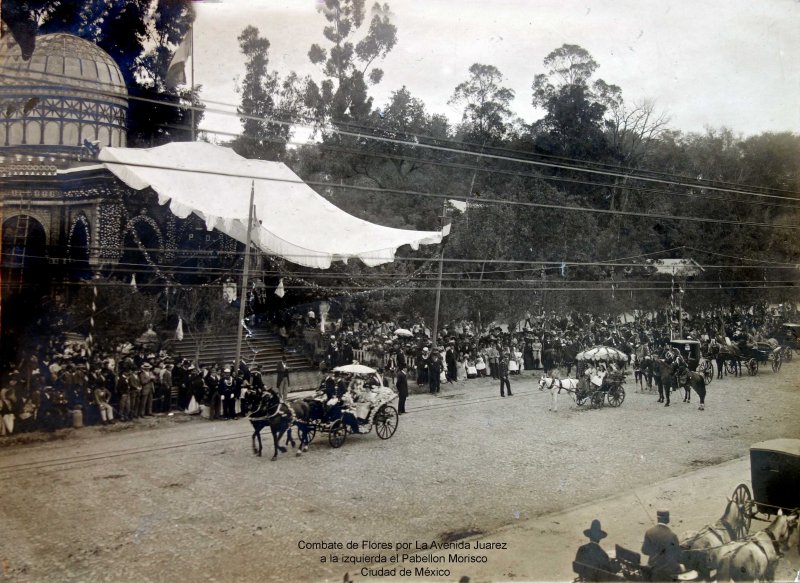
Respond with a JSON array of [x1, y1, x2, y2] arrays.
[[249, 390, 312, 460], [714, 339, 750, 378], [676, 370, 707, 410], [542, 347, 575, 375], [652, 357, 676, 406]]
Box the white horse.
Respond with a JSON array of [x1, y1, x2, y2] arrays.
[[538, 375, 580, 412], [713, 510, 796, 582]]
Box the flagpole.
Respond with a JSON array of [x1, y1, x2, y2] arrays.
[[234, 182, 256, 371], [190, 24, 195, 141]]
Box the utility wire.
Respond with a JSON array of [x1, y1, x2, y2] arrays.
[[3, 146, 798, 232], [2, 67, 799, 202]]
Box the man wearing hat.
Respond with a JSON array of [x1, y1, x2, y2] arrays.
[[128, 364, 142, 419], [641, 510, 682, 582], [445, 341, 457, 384], [498, 352, 513, 397], [219, 368, 237, 420], [139, 362, 155, 417], [417, 347, 429, 386], [573, 519, 619, 582], [428, 349, 442, 394], [395, 364, 408, 414], [276, 355, 290, 401]]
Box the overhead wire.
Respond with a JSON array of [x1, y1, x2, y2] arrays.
[[196, 95, 798, 198], [3, 145, 798, 232], [155, 123, 800, 213], [2, 66, 799, 204]]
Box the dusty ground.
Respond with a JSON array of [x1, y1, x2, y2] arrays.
[[1, 361, 799, 583]]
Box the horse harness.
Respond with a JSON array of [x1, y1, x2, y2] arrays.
[[541, 377, 564, 394], [685, 518, 737, 549], [251, 395, 294, 424], [727, 526, 783, 566]]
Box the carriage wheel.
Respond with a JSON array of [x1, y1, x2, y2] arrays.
[[731, 483, 753, 538], [702, 361, 713, 384], [374, 405, 398, 440], [590, 390, 605, 409], [724, 361, 736, 375], [328, 420, 347, 448], [607, 386, 625, 407], [305, 423, 317, 445], [771, 356, 781, 373], [747, 359, 758, 376], [574, 390, 588, 406]]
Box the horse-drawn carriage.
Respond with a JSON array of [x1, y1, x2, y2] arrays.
[[680, 438, 800, 581], [300, 364, 399, 449], [669, 340, 713, 384], [574, 440, 799, 582], [781, 323, 799, 361], [725, 341, 782, 375], [570, 346, 628, 409], [249, 363, 399, 458]]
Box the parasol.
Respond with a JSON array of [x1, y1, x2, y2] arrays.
[[394, 328, 413, 337], [576, 345, 630, 363], [333, 363, 379, 375]]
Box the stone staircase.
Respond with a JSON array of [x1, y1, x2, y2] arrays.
[[168, 328, 312, 376]]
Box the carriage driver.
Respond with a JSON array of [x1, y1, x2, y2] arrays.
[[573, 519, 620, 582], [641, 510, 682, 582]]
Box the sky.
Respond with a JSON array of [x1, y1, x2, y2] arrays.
[[191, 0, 800, 141]]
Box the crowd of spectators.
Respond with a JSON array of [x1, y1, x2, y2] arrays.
[[0, 335, 279, 437], [310, 303, 797, 391], [1, 302, 795, 437]]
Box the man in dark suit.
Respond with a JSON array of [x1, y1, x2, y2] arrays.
[[428, 351, 442, 394], [445, 341, 457, 383], [276, 355, 290, 400], [499, 353, 513, 397], [396, 365, 408, 414], [641, 510, 681, 582]]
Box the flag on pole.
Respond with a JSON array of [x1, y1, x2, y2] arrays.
[[275, 278, 285, 298], [166, 28, 193, 89], [176, 317, 184, 341]]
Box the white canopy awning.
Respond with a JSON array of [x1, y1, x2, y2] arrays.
[[98, 142, 448, 269]]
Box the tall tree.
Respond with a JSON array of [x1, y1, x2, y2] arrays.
[[305, 0, 397, 128], [232, 26, 305, 161], [449, 63, 516, 144], [530, 44, 616, 162]]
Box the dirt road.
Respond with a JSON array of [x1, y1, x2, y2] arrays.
[[1, 362, 798, 582]]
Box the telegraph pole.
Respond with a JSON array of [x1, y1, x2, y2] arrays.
[[234, 182, 256, 369], [190, 24, 195, 141], [431, 201, 448, 350]]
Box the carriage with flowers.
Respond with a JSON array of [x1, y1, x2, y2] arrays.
[[300, 363, 399, 448]]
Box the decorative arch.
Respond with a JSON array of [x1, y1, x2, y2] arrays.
[[67, 213, 91, 256], [67, 213, 91, 279], [1, 215, 48, 286], [120, 214, 165, 284], [124, 214, 164, 253]]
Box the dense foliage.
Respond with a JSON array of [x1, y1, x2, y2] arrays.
[[225, 3, 798, 326]]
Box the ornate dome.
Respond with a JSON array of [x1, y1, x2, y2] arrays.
[[0, 33, 128, 156]]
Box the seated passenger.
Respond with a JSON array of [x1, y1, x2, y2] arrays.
[[573, 519, 620, 582]]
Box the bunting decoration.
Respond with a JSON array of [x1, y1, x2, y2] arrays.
[[88, 284, 97, 347], [131, 274, 138, 292], [275, 278, 285, 298], [176, 317, 184, 341]]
